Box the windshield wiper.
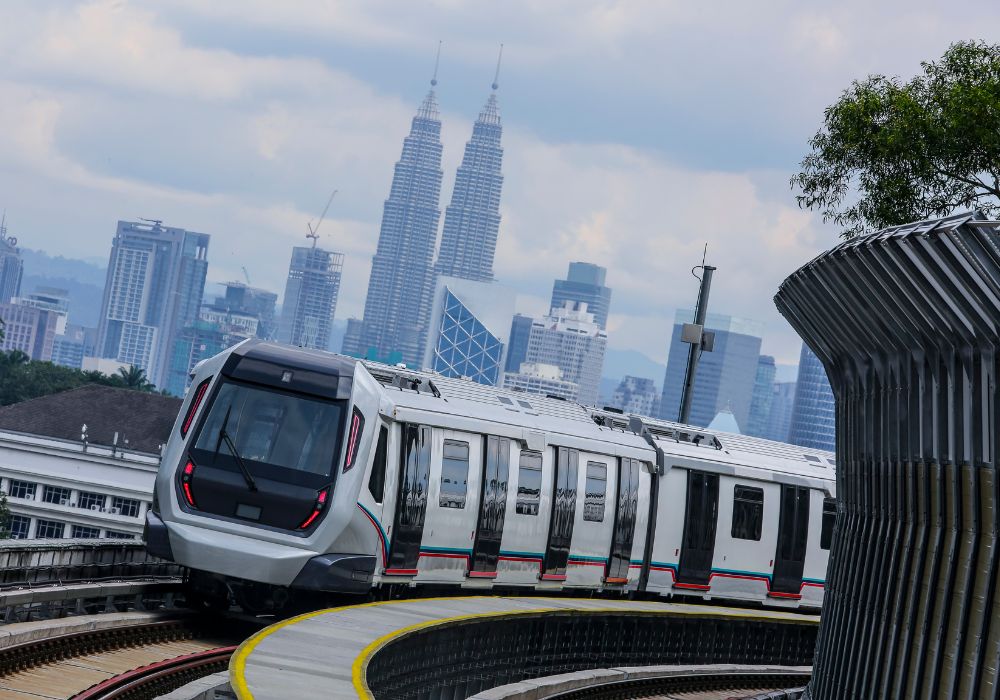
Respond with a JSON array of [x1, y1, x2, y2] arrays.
[[214, 403, 258, 492]]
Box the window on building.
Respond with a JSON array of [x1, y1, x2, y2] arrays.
[[439, 440, 469, 509], [35, 519, 65, 539], [516, 450, 543, 515], [731, 485, 764, 541], [77, 491, 105, 511], [111, 496, 141, 518], [821, 498, 837, 550], [584, 461, 607, 522], [43, 485, 71, 506], [368, 426, 389, 504], [8, 480, 36, 500], [9, 515, 30, 539], [72, 525, 101, 539], [104, 530, 137, 539]]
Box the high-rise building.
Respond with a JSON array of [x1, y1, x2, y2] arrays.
[[52, 324, 96, 370], [0, 302, 59, 361], [277, 244, 344, 351], [550, 262, 613, 330], [788, 343, 836, 451], [355, 79, 444, 367], [96, 220, 209, 390], [0, 225, 22, 305], [504, 314, 533, 373], [522, 301, 607, 406], [423, 276, 515, 384], [211, 282, 278, 340], [745, 355, 776, 438], [340, 318, 364, 356], [503, 362, 579, 402], [609, 375, 659, 416], [764, 380, 796, 443], [434, 88, 504, 283], [660, 310, 764, 429]]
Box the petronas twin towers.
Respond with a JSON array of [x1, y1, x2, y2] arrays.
[[349, 54, 505, 367]]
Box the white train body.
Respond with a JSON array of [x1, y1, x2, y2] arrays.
[[146, 341, 836, 609]]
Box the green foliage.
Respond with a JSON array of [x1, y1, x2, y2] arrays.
[[793, 40, 1000, 238], [0, 492, 9, 539], [0, 352, 161, 406]]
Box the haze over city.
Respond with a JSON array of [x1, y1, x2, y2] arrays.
[[2, 0, 994, 369]]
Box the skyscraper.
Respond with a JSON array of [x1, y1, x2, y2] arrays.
[[550, 262, 613, 330], [522, 301, 607, 406], [504, 314, 533, 373], [764, 380, 797, 443], [434, 81, 504, 282], [788, 343, 836, 451], [278, 244, 344, 351], [211, 282, 278, 340], [660, 310, 764, 429], [355, 76, 444, 367], [0, 302, 59, 361], [0, 223, 22, 305], [423, 276, 515, 386], [96, 220, 209, 390], [745, 354, 776, 438], [609, 376, 659, 416]]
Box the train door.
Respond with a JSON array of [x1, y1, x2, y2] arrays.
[[771, 484, 811, 596], [676, 470, 719, 587], [385, 424, 431, 575], [469, 436, 511, 577], [541, 446, 579, 581], [606, 457, 641, 582]]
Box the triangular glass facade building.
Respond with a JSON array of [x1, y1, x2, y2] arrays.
[[430, 287, 504, 385]]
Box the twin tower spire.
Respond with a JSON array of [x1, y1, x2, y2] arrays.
[[352, 44, 507, 367]]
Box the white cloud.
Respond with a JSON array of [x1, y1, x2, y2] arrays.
[[2, 0, 999, 372]]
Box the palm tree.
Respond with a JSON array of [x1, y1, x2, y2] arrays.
[[117, 365, 154, 391]]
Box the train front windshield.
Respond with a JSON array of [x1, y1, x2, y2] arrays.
[[192, 381, 344, 483]]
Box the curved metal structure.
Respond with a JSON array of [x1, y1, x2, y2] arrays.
[[775, 212, 1000, 699]]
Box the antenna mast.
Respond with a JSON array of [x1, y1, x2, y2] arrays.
[[492, 43, 504, 90], [431, 40, 442, 87]]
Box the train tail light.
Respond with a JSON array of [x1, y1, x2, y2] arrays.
[[181, 459, 197, 508], [180, 378, 212, 437], [342, 408, 365, 473], [298, 488, 330, 530]]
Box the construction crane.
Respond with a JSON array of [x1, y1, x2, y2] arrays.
[[306, 189, 338, 247]]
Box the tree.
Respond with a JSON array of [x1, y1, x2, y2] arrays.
[[0, 351, 161, 406], [793, 41, 1000, 239], [116, 365, 153, 390]]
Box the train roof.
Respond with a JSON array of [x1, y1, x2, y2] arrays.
[[360, 359, 835, 486]]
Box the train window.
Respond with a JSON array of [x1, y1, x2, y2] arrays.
[[731, 485, 764, 541], [516, 450, 543, 515], [192, 381, 344, 480], [584, 462, 607, 522], [368, 426, 389, 503], [821, 498, 837, 550], [439, 440, 469, 509]]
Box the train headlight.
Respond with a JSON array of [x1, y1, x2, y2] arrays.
[[181, 459, 197, 508], [298, 487, 330, 530]]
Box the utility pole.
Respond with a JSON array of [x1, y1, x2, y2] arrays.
[[677, 246, 716, 424]]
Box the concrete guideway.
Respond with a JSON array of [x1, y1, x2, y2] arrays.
[[229, 596, 820, 700]]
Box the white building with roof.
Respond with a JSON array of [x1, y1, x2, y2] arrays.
[[522, 301, 607, 406], [502, 362, 579, 402]]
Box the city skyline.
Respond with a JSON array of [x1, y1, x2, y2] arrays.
[[4, 3, 982, 367]]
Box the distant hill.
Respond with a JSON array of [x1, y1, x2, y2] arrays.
[[19, 249, 106, 328]]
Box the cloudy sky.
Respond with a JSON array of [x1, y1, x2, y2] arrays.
[[0, 1, 995, 366]]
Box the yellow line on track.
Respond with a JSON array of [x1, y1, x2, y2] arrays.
[[230, 596, 819, 700]]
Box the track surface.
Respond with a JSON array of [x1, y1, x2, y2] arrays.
[[0, 639, 223, 699]]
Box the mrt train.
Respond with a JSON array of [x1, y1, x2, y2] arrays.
[[145, 340, 836, 610]]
